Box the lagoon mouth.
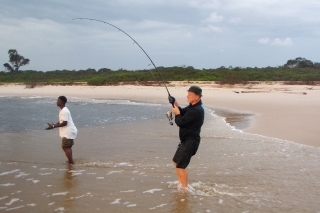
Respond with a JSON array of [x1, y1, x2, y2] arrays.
[[212, 107, 254, 130]]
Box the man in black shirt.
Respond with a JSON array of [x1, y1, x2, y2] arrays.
[[169, 86, 204, 191]]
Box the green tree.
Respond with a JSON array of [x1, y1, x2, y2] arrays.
[[3, 49, 30, 72], [284, 57, 313, 68], [314, 62, 320, 68], [98, 68, 112, 73]]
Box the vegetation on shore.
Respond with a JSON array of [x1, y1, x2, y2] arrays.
[[2, 50, 320, 86], [1, 66, 320, 86]]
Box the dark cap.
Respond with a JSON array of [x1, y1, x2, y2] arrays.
[[187, 86, 202, 96]]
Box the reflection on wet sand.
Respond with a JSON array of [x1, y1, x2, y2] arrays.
[[61, 164, 78, 212], [170, 193, 192, 213]]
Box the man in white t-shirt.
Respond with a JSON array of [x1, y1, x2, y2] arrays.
[[46, 96, 78, 164]]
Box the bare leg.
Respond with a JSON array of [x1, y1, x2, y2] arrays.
[[173, 163, 182, 185], [176, 168, 188, 188], [63, 147, 74, 164], [173, 162, 188, 188]]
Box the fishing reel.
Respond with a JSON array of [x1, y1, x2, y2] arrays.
[[166, 111, 174, 125]]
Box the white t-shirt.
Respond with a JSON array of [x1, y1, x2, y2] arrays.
[[59, 107, 77, 139]]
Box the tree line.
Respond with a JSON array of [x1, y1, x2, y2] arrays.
[[1, 49, 320, 85], [1, 66, 319, 86]]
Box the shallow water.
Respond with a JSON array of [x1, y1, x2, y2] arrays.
[[0, 97, 319, 212]]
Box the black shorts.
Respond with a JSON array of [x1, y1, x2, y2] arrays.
[[173, 139, 200, 169]]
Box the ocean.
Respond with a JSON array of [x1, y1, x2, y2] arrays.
[[0, 96, 319, 213]]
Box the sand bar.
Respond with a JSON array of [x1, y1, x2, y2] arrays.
[[0, 82, 319, 147]]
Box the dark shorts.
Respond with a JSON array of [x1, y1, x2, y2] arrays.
[[173, 139, 200, 169], [62, 137, 74, 148]]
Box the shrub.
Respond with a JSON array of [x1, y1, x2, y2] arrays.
[[87, 76, 107, 86]]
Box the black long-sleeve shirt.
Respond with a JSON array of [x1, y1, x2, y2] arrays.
[[175, 100, 204, 142]]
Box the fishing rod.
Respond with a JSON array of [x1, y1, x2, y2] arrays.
[[72, 18, 172, 97]]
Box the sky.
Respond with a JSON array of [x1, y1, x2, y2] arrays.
[[1, 0, 319, 71]]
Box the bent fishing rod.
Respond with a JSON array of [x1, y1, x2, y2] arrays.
[[73, 18, 172, 97]]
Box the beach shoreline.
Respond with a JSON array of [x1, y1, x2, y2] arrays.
[[0, 82, 319, 147]]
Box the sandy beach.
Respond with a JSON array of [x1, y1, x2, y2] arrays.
[[0, 82, 319, 147]]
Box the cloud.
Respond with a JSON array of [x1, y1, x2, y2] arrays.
[[271, 38, 293, 46], [1, 0, 319, 70], [228, 17, 241, 24], [203, 12, 224, 23], [188, 0, 220, 9], [258, 37, 293, 46], [258, 38, 271, 45], [200, 25, 223, 33]]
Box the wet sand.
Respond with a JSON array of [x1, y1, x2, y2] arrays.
[[0, 116, 237, 212], [1, 90, 320, 212], [0, 120, 187, 212], [1, 110, 320, 212], [1, 82, 319, 147]]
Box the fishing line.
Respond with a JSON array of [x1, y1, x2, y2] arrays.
[[72, 18, 172, 97]]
